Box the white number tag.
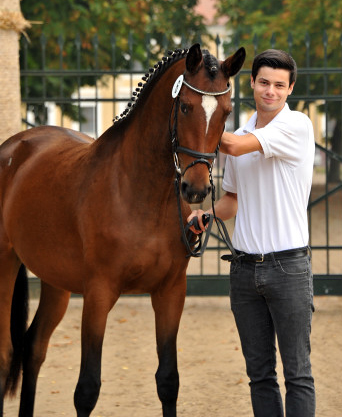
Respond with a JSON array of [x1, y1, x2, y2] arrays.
[[172, 75, 184, 98]]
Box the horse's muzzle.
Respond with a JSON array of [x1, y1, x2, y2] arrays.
[[181, 180, 212, 204]]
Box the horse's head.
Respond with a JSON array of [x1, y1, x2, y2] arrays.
[[171, 44, 245, 204]]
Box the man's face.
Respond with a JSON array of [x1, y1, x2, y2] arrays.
[[251, 66, 294, 116]]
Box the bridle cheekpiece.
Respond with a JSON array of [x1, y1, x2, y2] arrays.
[[170, 74, 231, 177], [171, 73, 238, 260]]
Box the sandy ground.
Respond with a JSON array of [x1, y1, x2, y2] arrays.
[[4, 295, 342, 416]]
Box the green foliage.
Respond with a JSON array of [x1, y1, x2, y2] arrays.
[[218, 0, 342, 67], [20, 0, 208, 121], [21, 0, 207, 69], [217, 0, 342, 181], [217, 0, 342, 103]]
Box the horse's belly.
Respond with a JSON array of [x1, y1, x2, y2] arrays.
[[8, 224, 85, 293]]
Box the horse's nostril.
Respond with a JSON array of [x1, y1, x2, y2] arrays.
[[181, 181, 211, 204], [181, 181, 188, 196]]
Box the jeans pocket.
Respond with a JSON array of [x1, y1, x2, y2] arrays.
[[277, 257, 309, 276]]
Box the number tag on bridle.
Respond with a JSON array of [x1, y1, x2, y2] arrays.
[[172, 75, 184, 98]]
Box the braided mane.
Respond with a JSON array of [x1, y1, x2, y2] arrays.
[[113, 48, 189, 126], [112, 46, 221, 127]]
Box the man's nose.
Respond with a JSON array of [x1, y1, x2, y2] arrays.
[[266, 84, 275, 95]]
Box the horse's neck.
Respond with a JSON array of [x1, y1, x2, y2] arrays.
[[96, 59, 185, 183]]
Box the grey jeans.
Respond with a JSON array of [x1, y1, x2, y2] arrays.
[[229, 253, 315, 417]]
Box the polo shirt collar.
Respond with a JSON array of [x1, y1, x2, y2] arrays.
[[242, 103, 290, 134]]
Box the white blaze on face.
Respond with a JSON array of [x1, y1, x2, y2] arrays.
[[202, 95, 218, 135]]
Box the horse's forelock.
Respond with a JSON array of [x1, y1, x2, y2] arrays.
[[202, 50, 219, 79]]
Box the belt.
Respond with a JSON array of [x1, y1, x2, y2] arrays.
[[235, 247, 309, 263]]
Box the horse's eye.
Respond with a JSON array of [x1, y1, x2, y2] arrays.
[[180, 103, 188, 114]]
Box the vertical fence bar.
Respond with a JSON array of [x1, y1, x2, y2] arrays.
[[180, 35, 186, 49], [145, 34, 151, 68], [58, 35, 64, 127], [323, 31, 330, 274], [287, 32, 293, 55], [305, 32, 311, 97], [233, 33, 241, 131], [93, 34, 99, 138], [233, 73, 240, 131], [305, 32, 314, 257], [111, 33, 117, 118], [215, 34, 221, 59], [128, 32, 133, 95], [253, 33, 258, 56], [75, 34, 82, 131], [40, 33, 47, 124], [22, 36, 29, 126]]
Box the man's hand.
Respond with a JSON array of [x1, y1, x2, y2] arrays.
[[187, 209, 208, 234]]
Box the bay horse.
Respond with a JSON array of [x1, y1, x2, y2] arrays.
[[0, 43, 245, 416]]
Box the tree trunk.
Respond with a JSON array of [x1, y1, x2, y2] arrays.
[[0, 0, 29, 143]]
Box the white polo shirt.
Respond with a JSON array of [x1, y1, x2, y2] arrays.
[[222, 103, 315, 254]]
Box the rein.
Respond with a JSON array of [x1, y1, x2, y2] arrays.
[[170, 76, 238, 260]]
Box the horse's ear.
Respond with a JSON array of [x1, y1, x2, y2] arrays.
[[186, 43, 203, 74], [221, 47, 246, 78]]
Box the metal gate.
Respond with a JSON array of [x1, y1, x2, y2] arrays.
[[20, 34, 342, 295]]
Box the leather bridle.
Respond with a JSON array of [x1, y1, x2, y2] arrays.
[[170, 75, 230, 177], [170, 75, 238, 260]]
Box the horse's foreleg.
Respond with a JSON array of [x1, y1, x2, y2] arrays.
[[74, 287, 118, 417], [19, 282, 70, 417], [151, 278, 186, 417]]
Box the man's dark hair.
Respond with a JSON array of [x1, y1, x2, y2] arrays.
[[252, 49, 297, 85]]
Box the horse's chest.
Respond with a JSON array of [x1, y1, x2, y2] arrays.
[[126, 239, 179, 272], [116, 237, 187, 292]]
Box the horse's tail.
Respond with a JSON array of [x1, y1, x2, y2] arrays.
[[5, 264, 29, 397]]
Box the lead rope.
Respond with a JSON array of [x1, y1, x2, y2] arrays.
[[175, 166, 239, 260], [208, 171, 239, 262]]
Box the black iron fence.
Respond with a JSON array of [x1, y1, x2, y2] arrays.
[[20, 33, 342, 295]]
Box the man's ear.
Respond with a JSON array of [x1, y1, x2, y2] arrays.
[[288, 82, 295, 95], [250, 75, 255, 89]]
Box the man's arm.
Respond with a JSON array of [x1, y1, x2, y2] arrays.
[[220, 132, 262, 156], [187, 192, 238, 234]]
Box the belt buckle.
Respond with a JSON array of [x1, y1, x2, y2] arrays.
[[256, 254, 264, 262]]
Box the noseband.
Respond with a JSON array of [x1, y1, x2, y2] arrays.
[[171, 75, 238, 260]]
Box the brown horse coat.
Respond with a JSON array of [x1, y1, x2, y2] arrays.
[[0, 44, 245, 416]]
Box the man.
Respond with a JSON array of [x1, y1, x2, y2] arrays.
[[188, 49, 315, 417]]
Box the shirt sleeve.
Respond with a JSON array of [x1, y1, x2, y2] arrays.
[[222, 154, 237, 193], [252, 113, 314, 167]]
